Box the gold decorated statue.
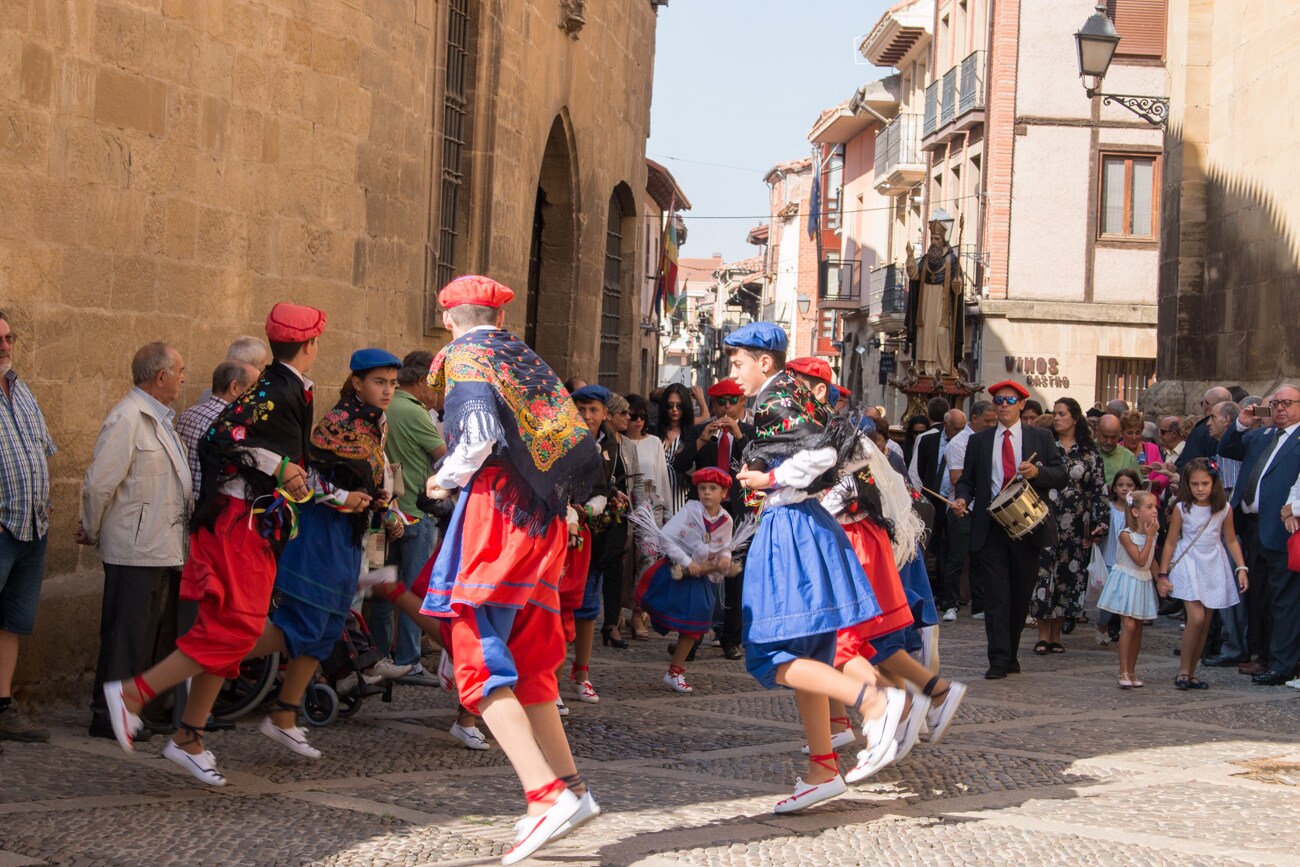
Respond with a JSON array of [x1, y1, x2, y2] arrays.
[[903, 208, 965, 379]]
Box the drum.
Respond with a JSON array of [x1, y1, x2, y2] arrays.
[[987, 478, 1049, 540]]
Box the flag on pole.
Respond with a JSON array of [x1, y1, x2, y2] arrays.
[[655, 212, 680, 315], [807, 159, 822, 240]]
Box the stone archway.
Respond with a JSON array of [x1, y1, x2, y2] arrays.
[[525, 113, 579, 370]]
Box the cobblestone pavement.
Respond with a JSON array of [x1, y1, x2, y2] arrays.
[[5, 615, 1300, 866]]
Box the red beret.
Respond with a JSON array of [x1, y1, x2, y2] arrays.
[[988, 380, 1031, 399], [787, 356, 833, 382], [691, 467, 733, 490], [438, 275, 515, 310], [265, 303, 326, 342], [706, 379, 744, 398]]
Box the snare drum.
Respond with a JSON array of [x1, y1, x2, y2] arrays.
[[987, 478, 1049, 540]]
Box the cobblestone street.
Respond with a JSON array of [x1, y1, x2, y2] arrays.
[[5, 615, 1300, 866]]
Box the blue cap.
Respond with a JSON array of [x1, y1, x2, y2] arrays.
[[855, 416, 877, 436], [826, 384, 842, 405], [571, 384, 612, 405], [349, 348, 402, 373], [724, 321, 788, 353]]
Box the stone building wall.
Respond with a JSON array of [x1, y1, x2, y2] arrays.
[[2, 0, 658, 695]]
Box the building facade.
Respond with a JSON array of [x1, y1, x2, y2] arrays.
[[4, 0, 663, 693]]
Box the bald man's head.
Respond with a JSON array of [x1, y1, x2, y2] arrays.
[[943, 409, 966, 437], [1202, 386, 1231, 414], [1097, 413, 1122, 454]]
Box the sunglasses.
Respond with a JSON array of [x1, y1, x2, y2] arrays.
[[713, 396, 742, 406], [993, 396, 1020, 406], [1159, 427, 1176, 434], [629, 414, 646, 422], [666, 402, 684, 409]]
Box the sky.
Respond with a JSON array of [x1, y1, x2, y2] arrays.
[[647, 0, 895, 265]]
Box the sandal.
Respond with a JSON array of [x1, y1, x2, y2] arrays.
[[1048, 642, 1066, 654], [1033, 640, 1050, 655], [1118, 673, 1135, 689], [1174, 674, 1209, 690]]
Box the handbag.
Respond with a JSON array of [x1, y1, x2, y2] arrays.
[[1289, 530, 1300, 573]]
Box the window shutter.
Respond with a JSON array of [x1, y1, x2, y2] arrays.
[[1106, 0, 1167, 58]]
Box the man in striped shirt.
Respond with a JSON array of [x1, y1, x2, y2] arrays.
[[0, 310, 57, 743], [174, 361, 259, 500]]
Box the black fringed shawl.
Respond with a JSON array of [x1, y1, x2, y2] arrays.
[[740, 371, 860, 497]]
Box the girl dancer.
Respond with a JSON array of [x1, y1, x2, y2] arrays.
[[1097, 490, 1160, 688]]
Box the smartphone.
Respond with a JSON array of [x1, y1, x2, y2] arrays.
[[1258, 404, 1273, 419]]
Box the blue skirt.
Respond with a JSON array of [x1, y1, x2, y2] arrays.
[[898, 542, 939, 628], [1097, 567, 1157, 620], [275, 504, 363, 617], [742, 499, 881, 645], [636, 559, 717, 639]]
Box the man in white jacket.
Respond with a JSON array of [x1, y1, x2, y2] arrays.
[[78, 342, 192, 740]]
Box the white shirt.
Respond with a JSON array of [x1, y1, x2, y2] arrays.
[[1239, 419, 1300, 514], [945, 426, 975, 475], [988, 421, 1024, 494]]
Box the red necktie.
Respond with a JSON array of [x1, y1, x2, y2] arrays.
[[717, 431, 731, 472], [1001, 430, 1016, 491]]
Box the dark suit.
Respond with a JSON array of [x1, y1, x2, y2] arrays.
[[674, 419, 755, 650], [1218, 421, 1300, 674], [1176, 415, 1216, 472], [955, 423, 1066, 672], [912, 426, 951, 602]]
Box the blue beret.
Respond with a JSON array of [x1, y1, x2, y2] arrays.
[[855, 416, 877, 436], [571, 384, 612, 404], [826, 384, 842, 405], [724, 321, 788, 353], [349, 348, 402, 372]]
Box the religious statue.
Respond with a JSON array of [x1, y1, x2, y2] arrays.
[[903, 208, 965, 380]]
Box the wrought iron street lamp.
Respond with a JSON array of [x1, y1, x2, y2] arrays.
[[797, 294, 811, 315], [1074, 3, 1169, 126]]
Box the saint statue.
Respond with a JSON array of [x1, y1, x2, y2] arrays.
[[903, 208, 965, 379]]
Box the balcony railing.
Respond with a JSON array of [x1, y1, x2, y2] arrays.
[[922, 81, 938, 137], [959, 50, 985, 114], [874, 113, 923, 181], [868, 264, 907, 333], [940, 67, 957, 127], [819, 258, 860, 302]]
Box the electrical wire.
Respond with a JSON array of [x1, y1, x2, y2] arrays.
[[675, 192, 985, 220]]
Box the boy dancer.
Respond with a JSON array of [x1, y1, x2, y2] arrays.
[[105, 303, 325, 785], [727, 322, 906, 813], [418, 276, 602, 865]]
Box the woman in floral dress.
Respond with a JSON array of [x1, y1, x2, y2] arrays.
[[1032, 397, 1108, 653]]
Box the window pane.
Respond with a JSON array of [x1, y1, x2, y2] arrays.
[[1130, 159, 1154, 236], [1101, 157, 1126, 234]]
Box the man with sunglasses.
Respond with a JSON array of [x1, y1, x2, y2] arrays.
[[674, 379, 755, 660], [1177, 385, 1232, 472], [1218, 385, 1300, 685], [952, 381, 1065, 679]]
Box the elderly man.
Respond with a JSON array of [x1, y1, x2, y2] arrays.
[[0, 311, 57, 743], [1179, 385, 1233, 471], [1219, 386, 1300, 685], [1105, 399, 1129, 418], [175, 361, 259, 501], [1158, 415, 1186, 465], [79, 343, 192, 739], [1097, 414, 1138, 488]]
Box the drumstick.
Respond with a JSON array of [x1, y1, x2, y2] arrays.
[[920, 486, 958, 508]]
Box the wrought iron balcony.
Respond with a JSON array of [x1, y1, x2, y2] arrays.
[[873, 113, 924, 193], [940, 67, 957, 127], [958, 50, 985, 117], [867, 263, 908, 334], [922, 80, 938, 137], [818, 258, 860, 303]]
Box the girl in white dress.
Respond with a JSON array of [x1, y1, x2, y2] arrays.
[[1156, 458, 1249, 691], [1095, 469, 1141, 647], [1097, 490, 1159, 688]]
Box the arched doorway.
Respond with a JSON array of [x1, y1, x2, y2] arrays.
[[526, 114, 579, 369]]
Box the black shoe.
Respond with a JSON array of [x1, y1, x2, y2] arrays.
[[1007, 660, 1021, 674], [686, 641, 698, 663], [1251, 669, 1293, 686], [985, 667, 1008, 680], [1203, 655, 1248, 668], [1061, 617, 1076, 635], [721, 644, 743, 660]]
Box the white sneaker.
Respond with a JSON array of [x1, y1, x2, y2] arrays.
[[162, 738, 227, 786], [924, 680, 967, 746], [1094, 632, 1112, 647], [556, 697, 569, 716], [773, 774, 847, 814], [1286, 678, 1300, 691], [449, 722, 490, 750], [102, 680, 143, 754], [357, 565, 400, 590], [893, 694, 931, 762], [801, 728, 855, 754], [942, 607, 958, 622], [663, 670, 693, 693], [971, 611, 985, 621], [554, 790, 601, 839], [501, 788, 581, 865], [569, 676, 599, 704], [437, 649, 456, 691], [397, 663, 440, 686], [335, 671, 383, 695], [366, 657, 414, 680], [259, 716, 322, 759], [845, 687, 906, 783]]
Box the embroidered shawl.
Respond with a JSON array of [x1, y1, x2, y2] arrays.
[[306, 394, 386, 544], [740, 371, 856, 496], [428, 328, 599, 536]]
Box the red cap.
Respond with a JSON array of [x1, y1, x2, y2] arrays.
[[265, 303, 326, 342], [438, 275, 516, 309], [706, 379, 744, 398], [691, 467, 733, 490], [988, 380, 1031, 399], [786, 356, 833, 382]]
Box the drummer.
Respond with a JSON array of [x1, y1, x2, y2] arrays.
[[951, 381, 1067, 680]]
